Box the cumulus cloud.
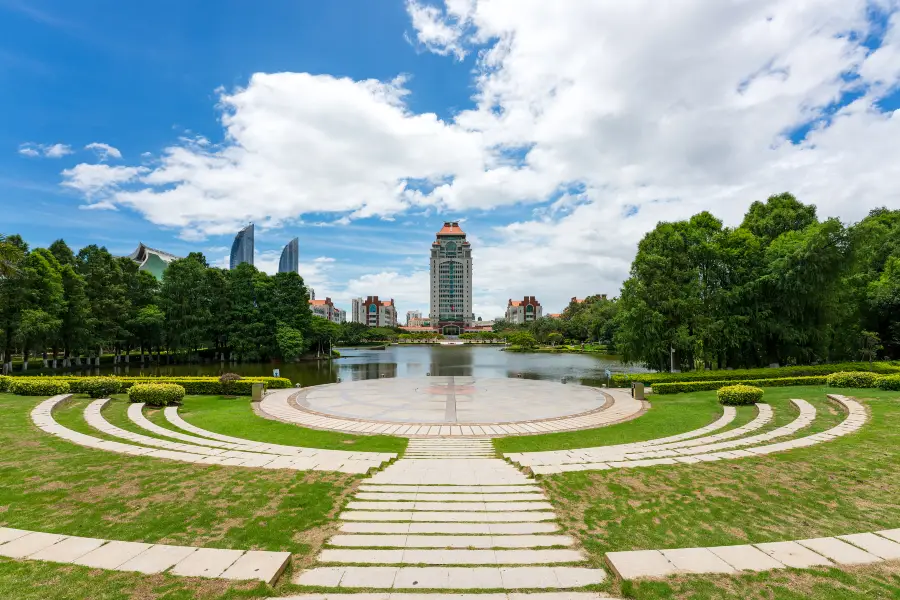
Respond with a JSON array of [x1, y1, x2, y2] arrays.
[[56, 1, 900, 313], [19, 142, 73, 158], [61, 163, 148, 202], [84, 142, 122, 161]]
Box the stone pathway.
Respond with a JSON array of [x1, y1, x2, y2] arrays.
[[294, 439, 607, 591], [0, 526, 289, 583], [259, 385, 644, 438], [606, 529, 900, 579]]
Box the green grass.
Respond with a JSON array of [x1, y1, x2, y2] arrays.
[[535, 386, 900, 599], [494, 392, 757, 453], [169, 395, 406, 453], [0, 393, 360, 596]]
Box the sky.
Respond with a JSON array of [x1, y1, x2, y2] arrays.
[[2, 0, 900, 320]]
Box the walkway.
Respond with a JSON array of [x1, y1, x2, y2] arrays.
[[260, 384, 645, 438], [293, 438, 607, 591]]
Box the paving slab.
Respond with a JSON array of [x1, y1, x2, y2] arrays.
[[876, 529, 900, 543], [605, 550, 677, 579], [838, 533, 900, 560], [75, 540, 154, 569], [660, 548, 735, 574], [796, 537, 881, 565], [393, 566, 451, 588], [295, 566, 348, 587], [338, 566, 400, 589], [754, 541, 834, 568], [0, 532, 67, 558], [28, 536, 106, 563], [707, 545, 786, 571], [0, 528, 31, 545], [117, 544, 198, 574], [220, 550, 291, 584], [169, 548, 245, 578]]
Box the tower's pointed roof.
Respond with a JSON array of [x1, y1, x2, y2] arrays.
[[437, 221, 465, 236]]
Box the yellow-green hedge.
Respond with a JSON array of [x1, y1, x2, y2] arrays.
[[825, 371, 881, 388], [0, 375, 10, 393], [876, 374, 900, 391], [4, 376, 290, 396], [9, 378, 71, 396], [653, 376, 827, 394], [127, 383, 185, 406], [717, 384, 764, 406]]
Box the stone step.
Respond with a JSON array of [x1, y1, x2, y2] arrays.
[[358, 485, 541, 494], [273, 593, 615, 600], [318, 548, 584, 565], [294, 565, 606, 589], [328, 534, 574, 548], [339, 523, 560, 535], [340, 511, 557, 523], [354, 493, 547, 502], [346, 502, 554, 512]]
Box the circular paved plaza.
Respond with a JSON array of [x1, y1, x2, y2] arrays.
[[259, 377, 646, 437]]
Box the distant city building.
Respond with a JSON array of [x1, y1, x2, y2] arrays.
[[547, 313, 563, 319], [230, 224, 254, 270], [506, 296, 542, 324], [406, 310, 423, 326], [351, 298, 365, 324], [126, 243, 179, 280], [430, 221, 473, 335], [308, 288, 316, 301], [310, 297, 343, 324], [278, 237, 299, 274], [362, 296, 397, 327]]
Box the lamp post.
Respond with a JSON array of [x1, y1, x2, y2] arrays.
[[670, 345, 675, 373]]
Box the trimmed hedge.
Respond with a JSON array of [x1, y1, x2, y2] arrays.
[[127, 383, 186, 406], [4, 376, 289, 396], [0, 375, 10, 392], [877, 374, 900, 391], [825, 371, 881, 388], [80, 376, 123, 398], [653, 375, 827, 394], [611, 361, 900, 387], [717, 384, 764, 406], [9, 378, 71, 396]]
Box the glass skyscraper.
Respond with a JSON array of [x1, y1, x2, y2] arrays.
[[278, 237, 299, 274], [229, 224, 254, 270]]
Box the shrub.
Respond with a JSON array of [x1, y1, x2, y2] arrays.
[[653, 376, 827, 394], [826, 371, 880, 388], [127, 383, 185, 406], [0, 375, 10, 392], [717, 384, 764, 406], [3, 375, 291, 396], [9, 378, 71, 396], [80, 376, 123, 398], [876, 374, 900, 391], [219, 372, 242, 396]]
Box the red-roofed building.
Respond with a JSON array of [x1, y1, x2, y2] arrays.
[[352, 296, 398, 327], [506, 296, 542, 324], [430, 221, 473, 335], [309, 297, 345, 323]]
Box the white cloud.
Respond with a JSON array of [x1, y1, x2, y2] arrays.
[[85, 142, 122, 161], [19, 142, 73, 158], [61, 163, 148, 201], [56, 1, 900, 314]]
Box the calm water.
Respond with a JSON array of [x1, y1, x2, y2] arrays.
[[54, 345, 649, 387]]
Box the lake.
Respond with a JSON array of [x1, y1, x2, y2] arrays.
[[52, 345, 649, 387]]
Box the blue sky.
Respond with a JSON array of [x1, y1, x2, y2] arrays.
[[3, 1, 899, 318]]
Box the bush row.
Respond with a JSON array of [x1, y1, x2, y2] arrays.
[[8, 378, 71, 396], [611, 361, 900, 387], [717, 384, 764, 406], [877, 374, 900, 391], [653, 376, 828, 394], [0, 375, 10, 393], [127, 383, 185, 406], [3, 375, 290, 396]]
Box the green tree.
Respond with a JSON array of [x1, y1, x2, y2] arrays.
[[276, 325, 305, 361], [160, 254, 211, 361], [547, 332, 563, 346], [508, 331, 537, 349]]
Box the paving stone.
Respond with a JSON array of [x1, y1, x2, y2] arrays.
[[876, 529, 900, 543], [75, 540, 154, 569], [169, 547, 244, 578], [495, 549, 583, 564], [117, 544, 198, 574], [220, 550, 291, 584], [0, 532, 67, 558], [340, 523, 411, 534], [0, 528, 31, 545], [320, 549, 405, 563], [338, 566, 400, 588], [660, 548, 735, 574], [295, 566, 347, 586], [796, 537, 880, 565], [707, 545, 786, 571], [552, 566, 606, 587], [838, 533, 900, 560], [605, 550, 677, 579], [393, 566, 451, 588], [28, 536, 106, 563], [754, 541, 834, 568]]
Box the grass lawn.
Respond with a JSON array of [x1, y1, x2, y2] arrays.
[[494, 392, 758, 453], [536, 386, 900, 599], [157, 395, 407, 454], [0, 393, 361, 597]]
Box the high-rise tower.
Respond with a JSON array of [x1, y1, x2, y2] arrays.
[[229, 224, 254, 270], [429, 221, 472, 335], [278, 237, 299, 274]]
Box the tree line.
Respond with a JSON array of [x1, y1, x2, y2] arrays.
[[0, 240, 334, 372]]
